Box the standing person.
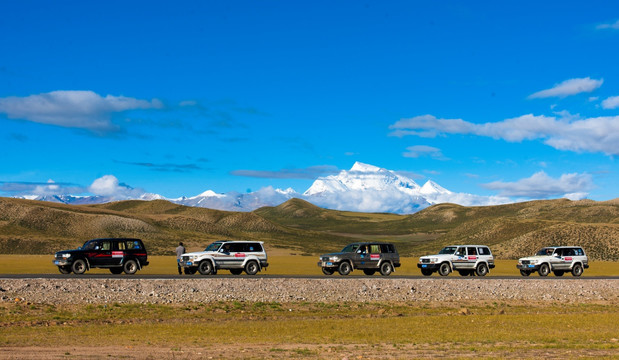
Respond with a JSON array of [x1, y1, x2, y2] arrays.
[[176, 242, 186, 275]]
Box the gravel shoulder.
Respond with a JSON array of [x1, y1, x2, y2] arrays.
[[1, 278, 617, 304]]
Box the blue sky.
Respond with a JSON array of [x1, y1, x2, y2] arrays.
[[1, 1, 619, 201]]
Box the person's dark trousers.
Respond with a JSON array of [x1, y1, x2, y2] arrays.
[[177, 259, 182, 275]]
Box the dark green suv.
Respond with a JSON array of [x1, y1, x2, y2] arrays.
[[53, 238, 149, 275], [318, 242, 400, 276]]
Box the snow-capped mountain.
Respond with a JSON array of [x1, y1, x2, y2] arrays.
[[14, 162, 509, 214]]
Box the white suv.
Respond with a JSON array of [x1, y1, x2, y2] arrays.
[[418, 245, 495, 276], [517, 246, 588, 277], [179, 240, 268, 275]]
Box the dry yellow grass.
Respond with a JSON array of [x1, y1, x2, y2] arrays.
[[2, 255, 618, 276]]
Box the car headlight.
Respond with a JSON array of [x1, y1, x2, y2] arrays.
[[431, 258, 439, 263], [61, 253, 71, 258], [329, 256, 339, 262], [529, 260, 537, 264]]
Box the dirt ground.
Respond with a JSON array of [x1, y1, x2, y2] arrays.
[[1, 344, 618, 359]]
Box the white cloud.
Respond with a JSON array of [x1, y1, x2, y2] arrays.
[[389, 113, 619, 155], [596, 19, 619, 30], [403, 145, 448, 160], [0, 90, 163, 132], [528, 77, 603, 99], [482, 171, 593, 199], [88, 175, 146, 199], [601, 96, 619, 109]]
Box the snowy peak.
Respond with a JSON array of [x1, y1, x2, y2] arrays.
[[420, 180, 452, 195], [350, 162, 382, 172], [304, 162, 421, 196]]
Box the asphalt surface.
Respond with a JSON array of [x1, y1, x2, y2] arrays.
[[1, 274, 618, 280]]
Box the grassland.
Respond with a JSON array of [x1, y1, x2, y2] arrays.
[[2, 255, 619, 276], [1, 301, 617, 358]]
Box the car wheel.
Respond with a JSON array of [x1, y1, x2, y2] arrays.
[[379, 262, 393, 276], [322, 268, 334, 275], [475, 263, 488, 277], [421, 269, 433, 276], [538, 263, 550, 277], [571, 263, 583, 277], [198, 261, 213, 275], [553, 270, 564, 277], [519, 269, 531, 276], [438, 262, 451, 276], [71, 259, 87, 274], [230, 269, 243, 275], [338, 261, 352, 276], [123, 260, 138, 275], [109, 268, 123, 274], [245, 261, 259, 275], [363, 269, 376, 276], [58, 266, 71, 274]]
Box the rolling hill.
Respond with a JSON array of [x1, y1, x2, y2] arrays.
[[0, 197, 618, 260]]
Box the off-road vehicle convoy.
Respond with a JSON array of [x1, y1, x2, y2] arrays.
[[418, 245, 495, 276], [179, 240, 268, 275], [318, 242, 401, 276], [517, 246, 589, 277], [53, 238, 149, 275]]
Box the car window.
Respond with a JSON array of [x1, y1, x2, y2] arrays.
[[455, 247, 466, 256], [439, 246, 457, 254], [115, 241, 126, 250], [83, 240, 97, 250], [380, 244, 392, 253], [205, 242, 222, 252], [574, 248, 584, 256], [341, 244, 359, 253], [100, 241, 111, 251], [537, 248, 554, 256], [467, 247, 477, 256], [478, 247, 490, 256], [369, 244, 381, 253]]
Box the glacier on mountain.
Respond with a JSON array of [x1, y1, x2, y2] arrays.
[[15, 162, 510, 214]]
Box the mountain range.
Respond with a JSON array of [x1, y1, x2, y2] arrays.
[[18, 162, 510, 214]]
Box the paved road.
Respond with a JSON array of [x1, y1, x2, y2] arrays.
[[1, 274, 618, 280]]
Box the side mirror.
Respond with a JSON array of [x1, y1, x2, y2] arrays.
[[356, 250, 362, 254]]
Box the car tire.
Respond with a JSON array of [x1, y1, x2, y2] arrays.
[[538, 263, 550, 277], [58, 266, 71, 274], [553, 270, 564, 277], [71, 259, 87, 274], [475, 263, 489, 276], [421, 269, 433, 276], [520, 269, 531, 276], [363, 269, 376, 276], [123, 260, 138, 275], [438, 262, 451, 276], [571, 263, 583, 277], [379, 262, 393, 276], [198, 261, 213, 275], [109, 268, 123, 274], [322, 268, 334, 275], [338, 261, 352, 276], [245, 261, 259, 275], [230, 269, 243, 275]]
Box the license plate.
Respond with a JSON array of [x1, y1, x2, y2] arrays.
[[54, 260, 60, 265], [421, 264, 428, 268], [187, 261, 193, 266], [326, 262, 333, 266], [528, 265, 535, 268]]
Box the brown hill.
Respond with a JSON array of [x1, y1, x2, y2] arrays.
[[0, 197, 618, 260]]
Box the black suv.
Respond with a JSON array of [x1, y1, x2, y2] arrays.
[[318, 242, 401, 276], [53, 238, 149, 275]]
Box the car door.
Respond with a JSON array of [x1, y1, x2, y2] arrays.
[[550, 248, 565, 270], [216, 243, 236, 268], [466, 247, 478, 269], [453, 247, 468, 268], [560, 248, 575, 270], [110, 240, 125, 266], [353, 245, 367, 268]]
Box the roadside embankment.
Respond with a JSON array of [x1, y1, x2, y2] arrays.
[[1, 278, 617, 305]]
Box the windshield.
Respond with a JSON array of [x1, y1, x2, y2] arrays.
[[439, 246, 457, 255], [341, 244, 360, 253], [82, 240, 97, 250], [204, 242, 223, 252], [536, 248, 555, 256]]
